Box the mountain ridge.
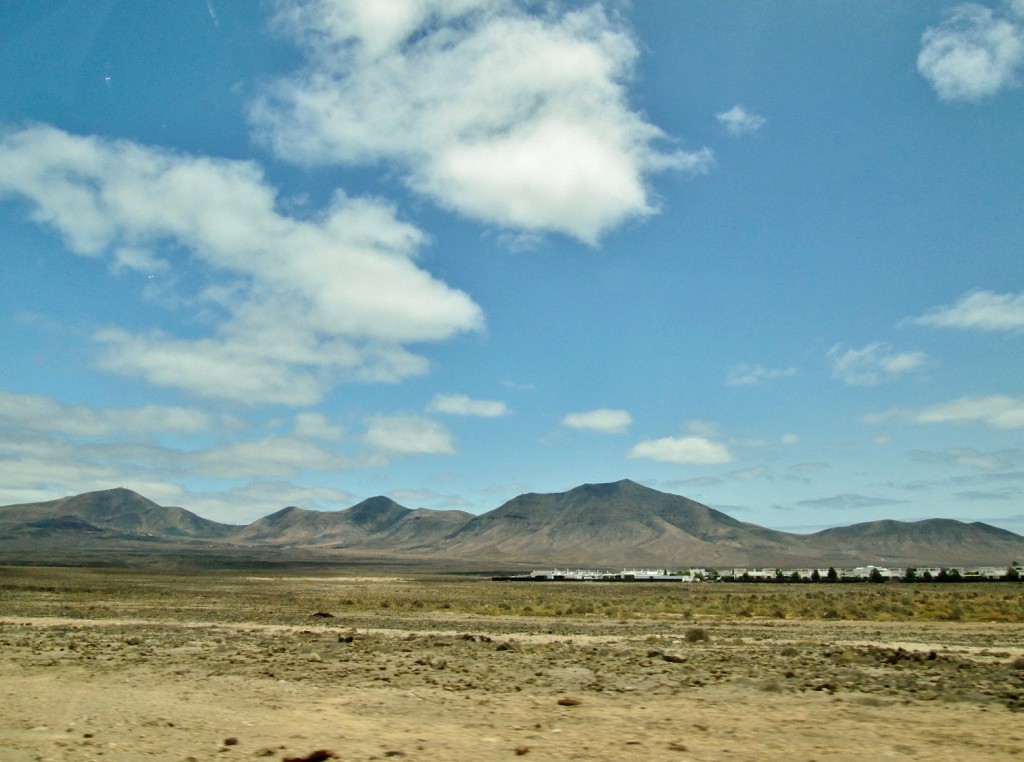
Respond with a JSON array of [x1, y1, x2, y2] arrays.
[[1, 480, 1022, 567]]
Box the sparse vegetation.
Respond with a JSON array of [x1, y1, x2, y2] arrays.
[[1, 567, 1022, 624]]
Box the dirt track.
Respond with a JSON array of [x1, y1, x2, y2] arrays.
[[2, 571, 1023, 760]]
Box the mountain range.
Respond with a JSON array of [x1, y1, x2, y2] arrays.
[[1, 480, 1022, 568]]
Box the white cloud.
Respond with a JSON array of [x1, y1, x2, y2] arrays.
[[918, 2, 1024, 102], [293, 412, 344, 441], [0, 390, 223, 437], [627, 436, 734, 465], [715, 105, 766, 135], [781, 433, 800, 445], [865, 394, 1024, 429], [192, 436, 351, 479], [0, 125, 484, 405], [184, 482, 358, 524], [827, 343, 927, 386], [428, 394, 510, 417], [725, 363, 796, 386], [910, 289, 1024, 332], [250, 1, 712, 243], [562, 408, 633, 434], [365, 414, 455, 455]]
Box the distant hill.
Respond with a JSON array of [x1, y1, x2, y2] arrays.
[[439, 479, 807, 566], [1, 481, 1023, 567], [0, 488, 238, 540], [802, 519, 1024, 567], [231, 496, 472, 550]]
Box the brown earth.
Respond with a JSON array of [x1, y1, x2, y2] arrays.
[[1, 569, 1023, 761]]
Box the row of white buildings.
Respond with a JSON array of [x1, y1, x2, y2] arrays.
[[495, 564, 1021, 582], [722, 564, 1018, 581]]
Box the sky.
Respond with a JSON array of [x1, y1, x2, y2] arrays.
[[1, 1, 1023, 533]]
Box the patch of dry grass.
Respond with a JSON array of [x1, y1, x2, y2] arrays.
[[2, 566, 1022, 624]]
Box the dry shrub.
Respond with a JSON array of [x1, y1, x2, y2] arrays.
[[684, 627, 710, 643]]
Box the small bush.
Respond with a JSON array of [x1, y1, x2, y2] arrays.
[[684, 627, 710, 643]]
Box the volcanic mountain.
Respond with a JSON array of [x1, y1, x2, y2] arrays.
[[232, 496, 471, 550], [0, 487, 237, 540], [802, 519, 1024, 567], [439, 479, 808, 566], [2, 480, 1023, 567]]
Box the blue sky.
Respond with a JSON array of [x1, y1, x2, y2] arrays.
[[1, 1, 1023, 532]]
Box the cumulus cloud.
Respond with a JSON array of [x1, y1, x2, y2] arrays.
[[428, 394, 510, 417], [910, 289, 1024, 332], [250, 0, 712, 243], [562, 408, 633, 434], [365, 414, 455, 455], [865, 394, 1024, 429], [725, 363, 796, 387], [627, 436, 734, 465], [918, 1, 1024, 102], [827, 343, 927, 386], [715, 104, 766, 135], [0, 125, 484, 405]]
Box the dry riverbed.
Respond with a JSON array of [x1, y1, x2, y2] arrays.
[[1, 567, 1023, 761]]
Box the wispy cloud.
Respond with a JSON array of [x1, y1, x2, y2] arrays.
[[865, 394, 1024, 429], [0, 125, 483, 405], [428, 394, 510, 417], [725, 363, 796, 387], [909, 446, 1024, 471], [827, 343, 927, 386], [0, 390, 226, 437], [0, 392, 377, 519], [796, 493, 909, 510], [364, 414, 455, 456], [715, 104, 766, 135], [292, 412, 345, 441], [918, 1, 1024, 102], [909, 289, 1024, 332], [250, 1, 712, 243], [562, 408, 633, 434]]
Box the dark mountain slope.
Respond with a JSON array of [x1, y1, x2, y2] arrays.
[[2, 482, 1023, 567], [803, 518, 1024, 566], [231, 496, 470, 550], [442, 479, 806, 566], [0, 488, 237, 539]]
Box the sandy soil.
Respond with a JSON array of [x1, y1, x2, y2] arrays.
[[2, 572, 1024, 761], [2, 565, 1024, 762]]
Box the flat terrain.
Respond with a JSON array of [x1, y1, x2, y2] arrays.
[[1, 568, 1023, 761]]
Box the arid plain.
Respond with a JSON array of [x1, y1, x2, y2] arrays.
[[2, 567, 1023, 761]]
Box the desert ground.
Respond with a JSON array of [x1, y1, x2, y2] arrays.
[[1, 567, 1023, 761]]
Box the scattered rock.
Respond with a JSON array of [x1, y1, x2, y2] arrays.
[[311, 612, 334, 619], [662, 653, 687, 664], [283, 751, 336, 762], [514, 745, 530, 755], [223, 736, 238, 746], [556, 697, 581, 706]]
